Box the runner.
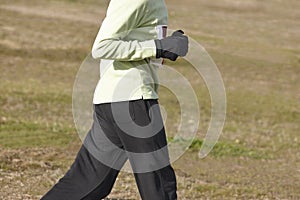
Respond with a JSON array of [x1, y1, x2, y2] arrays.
[[41, 0, 188, 199]]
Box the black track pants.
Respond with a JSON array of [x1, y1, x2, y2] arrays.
[[41, 99, 177, 200]]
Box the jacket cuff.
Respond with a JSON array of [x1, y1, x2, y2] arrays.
[[154, 39, 163, 58], [139, 40, 157, 58]]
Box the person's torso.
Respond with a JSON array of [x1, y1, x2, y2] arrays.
[[93, 0, 168, 104]]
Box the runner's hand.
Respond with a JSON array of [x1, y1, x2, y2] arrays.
[[154, 30, 189, 61]]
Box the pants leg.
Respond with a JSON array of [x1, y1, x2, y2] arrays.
[[114, 99, 177, 200], [133, 165, 177, 200], [41, 144, 122, 200], [41, 104, 128, 200]]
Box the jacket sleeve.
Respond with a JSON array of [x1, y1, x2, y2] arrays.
[[91, 0, 157, 61]]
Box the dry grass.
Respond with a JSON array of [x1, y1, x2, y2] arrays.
[[0, 0, 299, 199]]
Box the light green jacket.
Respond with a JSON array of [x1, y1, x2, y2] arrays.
[[92, 0, 168, 104]]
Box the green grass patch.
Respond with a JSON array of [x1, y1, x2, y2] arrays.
[[226, 90, 300, 124], [168, 137, 269, 159], [194, 184, 218, 193], [0, 120, 76, 148]]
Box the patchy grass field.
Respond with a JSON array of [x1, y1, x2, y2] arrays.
[[0, 0, 299, 199]]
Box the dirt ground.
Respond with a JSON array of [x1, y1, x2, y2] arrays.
[[0, 0, 299, 199]]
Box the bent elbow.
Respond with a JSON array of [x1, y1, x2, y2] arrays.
[[91, 43, 101, 59], [91, 48, 98, 59], [91, 40, 110, 59]]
